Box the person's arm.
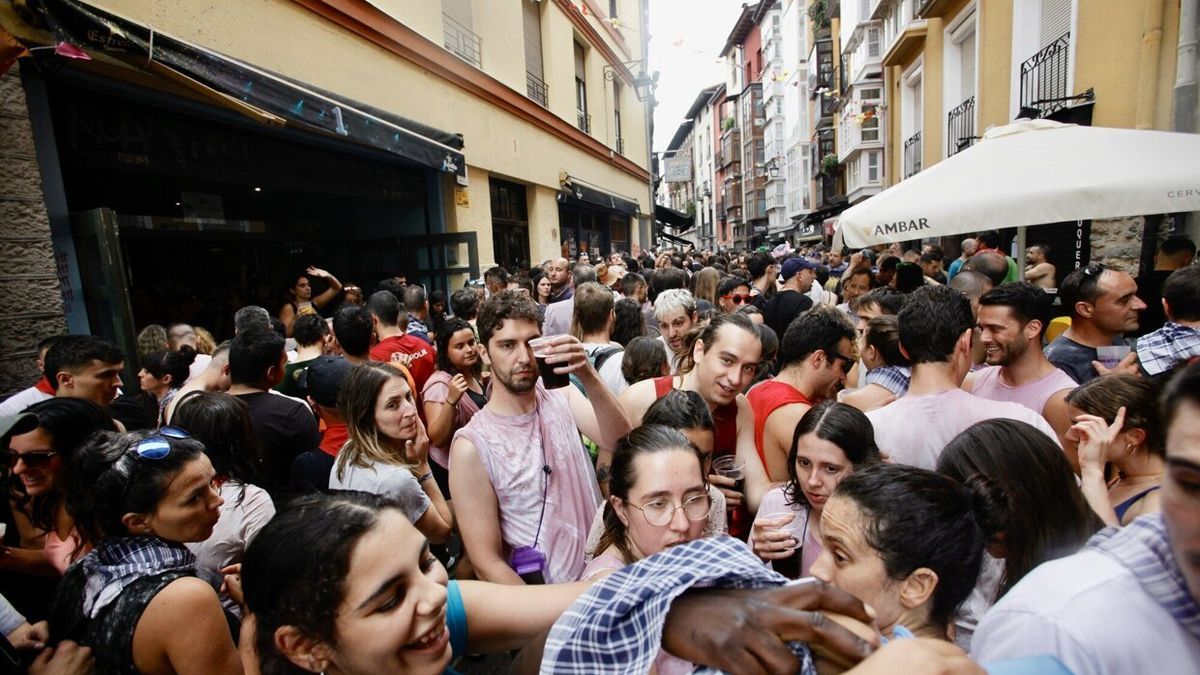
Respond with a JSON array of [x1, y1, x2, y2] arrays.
[[1069, 408, 1124, 528], [0, 545, 58, 577], [137, 577, 244, 674], [458, 579, 593, 653], [735, 397, 771, 514], [841, 384, 896, 413], [278, 302, 297, 337], [448, 436, 524, 584], [762, 403, 809, 482], [306, 266, 343, 309], [1026, 263, 1053, 286], [404, 421, 453, 544], [1042, 389, 1075, 451], [422, 375, 466, 449], [553, 338, 632, 458]]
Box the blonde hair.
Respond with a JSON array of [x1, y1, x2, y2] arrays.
[[335, 362, 415, 480]]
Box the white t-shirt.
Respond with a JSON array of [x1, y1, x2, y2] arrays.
[[0, 386, 52, 416], [329, 459, 430, 524], [582, 342, 627, 396], [186, 482, 275, 584], [865, 388, 1059, 470], [971, 549, 1200, 674]]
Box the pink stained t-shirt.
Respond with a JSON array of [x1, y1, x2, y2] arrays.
[[866, 388, 1061, 470], [421, 370, 483, 469], [453, 382, 601, 584], [970, 365, 1077, 417]]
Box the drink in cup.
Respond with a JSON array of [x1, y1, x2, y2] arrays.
[[712, 455, 746, 495], [528, 336, 571, 389], [1096, 344, 1131, 370], [763, 511, 803, 579]]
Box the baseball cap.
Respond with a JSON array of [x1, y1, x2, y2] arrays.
[[779, 257, 819, 281], [298, 356, 353, 408], [0, 412, 38, 442]]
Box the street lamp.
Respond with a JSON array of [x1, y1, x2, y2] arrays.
[[603, 61, 659, 102]]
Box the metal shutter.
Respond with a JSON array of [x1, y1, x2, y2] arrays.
[[1040, 0, 1071, 47], [960, 29, 976, 99], [523, 0, 544, 80]]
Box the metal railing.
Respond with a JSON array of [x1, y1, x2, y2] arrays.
[[903, 131, 922, 178], [947, 95, 975, 156], [577, 110, 591, 134], [526, 72, 548, 107], [615, 136, 625, 155], [1020, 32, 1070, 115], [442, 13, 481, 68]]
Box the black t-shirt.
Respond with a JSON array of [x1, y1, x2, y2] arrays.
[[763, 289, 814, 338], [289, 450, 335, 494], [1135, 269, 1174, 337], [235, 392, 320, 499]]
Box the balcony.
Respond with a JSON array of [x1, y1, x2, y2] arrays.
[[443, 13, 481, 68], [615, 136, 625, 156], [903, 131, 922, 178], [947, 95, 976, 156], [526, 72, 549, 107], [1020, 32, 1071, 116], [577, 110, 592, 134]]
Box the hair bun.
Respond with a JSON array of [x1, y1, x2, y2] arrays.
[[176, 344, 198, 365], [962, 473, 1009, 539]]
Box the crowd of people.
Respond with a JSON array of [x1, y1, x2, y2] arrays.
[[0, 231, 1198, 674]]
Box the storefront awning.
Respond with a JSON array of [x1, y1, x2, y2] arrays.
[[24, 0, 467, 181], [657, 230, 694, 247], [560, 180, 639, 216], [654, 204, 694, 231]]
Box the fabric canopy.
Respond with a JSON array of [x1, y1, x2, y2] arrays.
[[655, 204, 694, 231], [833, 119, 1200, 249], [561, 181, 639, 216], [30, 0, 467, 180]]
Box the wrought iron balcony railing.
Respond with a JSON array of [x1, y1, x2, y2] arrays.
[[443, 13, 481, 68], [1020, 32, 1070, 115], [577, 110, 591, 134], [615, 136, 625, 155], [526, 72, 549, 107], [947, 95, 975, 156], [903, 131, 922, 178]]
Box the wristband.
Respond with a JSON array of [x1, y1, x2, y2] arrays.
[[417, 471, 434, 483]]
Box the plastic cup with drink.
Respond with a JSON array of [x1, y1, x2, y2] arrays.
[[527, 336, 571, 389]]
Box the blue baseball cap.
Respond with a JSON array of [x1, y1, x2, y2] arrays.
[[779, 257, 819, 281]]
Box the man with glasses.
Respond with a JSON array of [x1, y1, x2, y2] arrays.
[[1046, 263, 1146, 384], [866, 285, 1058, 469], [747, 306, 856, 482], [717, 277, 753, 314]]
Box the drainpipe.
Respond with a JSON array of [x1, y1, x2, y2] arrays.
[[640, 0, 656, 254], [1134, 0, 1165, 129], [1176, 0, 1199, 133]]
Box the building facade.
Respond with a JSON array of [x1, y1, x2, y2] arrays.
[[0, 0, 654, 396]]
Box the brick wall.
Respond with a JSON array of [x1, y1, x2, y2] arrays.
[[0, 68, 67, 398]]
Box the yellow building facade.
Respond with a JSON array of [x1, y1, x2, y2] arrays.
[[0, 0, 654, 394]]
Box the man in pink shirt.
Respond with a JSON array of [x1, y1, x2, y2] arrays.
[[450, 291, 631, 584], [967, 282, 1078, 447], [866, 285, 1059, 470]]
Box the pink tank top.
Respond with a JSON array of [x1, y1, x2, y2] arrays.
[[45, 528, 87, 575], [971, 365, 1078, 416], [454, 383, 601, 583]]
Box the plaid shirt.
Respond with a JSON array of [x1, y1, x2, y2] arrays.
[[864, 365, 911, 397], [540, 535, 816, 675], [1137, 322, 1200, 376]]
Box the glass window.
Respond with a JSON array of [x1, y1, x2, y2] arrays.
[[868, 151, 879, 182]]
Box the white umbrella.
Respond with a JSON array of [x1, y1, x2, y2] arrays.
[[833, 119, 1200, 249]]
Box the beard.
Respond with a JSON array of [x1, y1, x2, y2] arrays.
[[493, 363, 538, 394], [987, 338, 1027, 367]]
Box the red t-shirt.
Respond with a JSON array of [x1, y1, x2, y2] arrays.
[[746, 380, 812, 472], [370, 335, 436, 394], [319, 423, 350, 458]]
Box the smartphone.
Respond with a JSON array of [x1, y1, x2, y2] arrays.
[[0, 633, 21, 670]]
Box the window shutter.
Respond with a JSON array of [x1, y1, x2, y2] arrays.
[[523, 0, 544, 79], [1040, 0, 1071, 48], [960, 30, 976, 99]]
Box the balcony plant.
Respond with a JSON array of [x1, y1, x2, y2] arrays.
[[808, 0, 828, 42], [819, 153, 839, 175], [722, 116, 736, 131]]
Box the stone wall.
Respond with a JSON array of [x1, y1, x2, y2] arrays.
[[1089, 216, 1146, 276], [0, 68, 66, 398]]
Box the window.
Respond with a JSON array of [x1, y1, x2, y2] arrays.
[[861, 87, 882, 100], [862, 113, 879, 141], [1040, 0, 1071, 47], [867, 151, 880, 182], [613, 82, 623, 151], [575, 42, 589, 132], [868, 27, 881, 58], [610, 0, 619, 19]]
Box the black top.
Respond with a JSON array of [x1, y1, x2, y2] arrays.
[[289, 450, 335, 494], [234, 392, 320, 500], [1135, 269, 1174, 337], [763, 289, 814, 339], [51, 569, 191, 674]]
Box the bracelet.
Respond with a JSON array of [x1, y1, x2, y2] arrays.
[[417, 471, 434, 483]]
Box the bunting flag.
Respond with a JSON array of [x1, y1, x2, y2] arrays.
[[54, 41, 91, 60], [579, 2, 590, 17]]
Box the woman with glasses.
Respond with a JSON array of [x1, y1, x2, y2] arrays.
[[49, 428, 243, 674], [717, 276, 753, 314], [2, 399, 117, 578], [750, 402, 881, 580], [330, 363, 453, 545]]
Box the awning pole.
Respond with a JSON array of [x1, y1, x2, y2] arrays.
[[1016, 226, 1027, 281]]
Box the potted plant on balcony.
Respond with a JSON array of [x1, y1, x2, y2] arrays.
[[819, 153, 839, 175], [808, 0, 828, 42], [722, 116, 736, 131]]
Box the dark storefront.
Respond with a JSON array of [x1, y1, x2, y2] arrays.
[[557, 181, 636, 258], [490, 178, 531, 269]]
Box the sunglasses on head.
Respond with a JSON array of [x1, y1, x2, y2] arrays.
[[722, 293, 751, 305], [132, 426, 190, 461]]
